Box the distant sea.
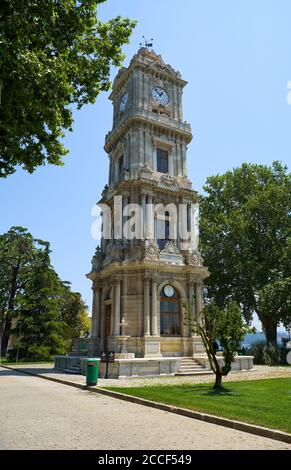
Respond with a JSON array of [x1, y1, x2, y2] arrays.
[[241, 331, 290, 348]]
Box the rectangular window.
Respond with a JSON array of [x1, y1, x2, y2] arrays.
[[157, 148, 168, 173]]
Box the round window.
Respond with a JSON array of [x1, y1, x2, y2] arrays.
[[163, 285, 175, 297]]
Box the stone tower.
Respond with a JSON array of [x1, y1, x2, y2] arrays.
[[87, 47, 209, 367]]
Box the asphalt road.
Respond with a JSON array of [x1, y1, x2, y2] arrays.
[[0, 367, 290, 450]]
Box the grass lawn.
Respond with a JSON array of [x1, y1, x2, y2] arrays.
[[107, 378, 291, 434], [0, 359, 54, 365]]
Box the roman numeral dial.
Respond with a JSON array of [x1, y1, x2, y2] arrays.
[[152, 86, 169, 106], [119, 93, 128, 113]]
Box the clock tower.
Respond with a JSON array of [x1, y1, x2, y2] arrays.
[[87, 47, 209, 376]]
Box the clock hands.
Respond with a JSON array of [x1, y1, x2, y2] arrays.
[[152, 87, 169, 105]]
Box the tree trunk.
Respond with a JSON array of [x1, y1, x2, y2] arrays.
[[1, 317, 12, 356], [214, 371, 223, 389], [262, 319, 277, 347], [1, 265, 19, 357]]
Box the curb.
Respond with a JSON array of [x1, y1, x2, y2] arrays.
[[2, 364, 291, 445]]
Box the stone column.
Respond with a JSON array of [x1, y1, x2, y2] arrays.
[[177, 141, 182, 176], [146, 194, 154, 240], [121, 276, 127, 323], [123, 193, 129, 241], [182, 143, 188, 176], [141, 193, 146, 239], [99, 288, 105, 351], [108, 158, 112, 185], [91, 286, 101, 338], [152, 140, 157, 171], [195, 281, 204, 324], [114, 158, 119, 182], [151, 275, 158, 336], [144, 276, 150, 336], [113, 278, 121, 335], [154, 211, 157, 243], [183, 278, 194, 337], [187, 203, 191, 233], [169, 149, 174, 176], [176, 197, 180, 249], [90, 287, 97, 338]]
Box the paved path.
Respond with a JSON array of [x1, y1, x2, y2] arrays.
[[3, 363, 291, 388], [0, 367, 290, 450]]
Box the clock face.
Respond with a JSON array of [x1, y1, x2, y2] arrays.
[[119, 93, 128, 113], [152, 86, 169, 106], [163, 285, 175, 297]]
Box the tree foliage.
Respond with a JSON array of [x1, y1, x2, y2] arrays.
[[200, 161, 291, 345], [0, 226, 49, 355], [0, 0, 136, 177], [0, 226, 89, 360], [185, 301, 253, 388]]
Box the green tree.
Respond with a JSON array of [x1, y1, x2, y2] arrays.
[[200, 162, 291, 345], [12, 258, 66, 361], [12, 274, 90, 361], [60, 287, 90, 351], [0, 0, 136, 177], [0, 226, 90, 359], [185, 301, 253, 388], [0, 226, 49, 356], [257, 277, 291, 341]]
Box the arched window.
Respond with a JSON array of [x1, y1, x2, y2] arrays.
[[160, 285, 180, 336]]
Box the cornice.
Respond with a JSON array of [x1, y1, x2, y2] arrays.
[[87, 262, 209, 282], [104, 107, 192, 153], [99, 178, 199, 204]]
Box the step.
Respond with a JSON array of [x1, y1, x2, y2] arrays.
[[180, 362, 200, 365], [176, 357, 211, 376], [179, 363, 204, 368], [63, 368, 82, 374], [180, 362, 203, 367], [179, 359, 201, 363]]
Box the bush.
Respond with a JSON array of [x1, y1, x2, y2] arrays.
[[7, 345, 55, 363], [250, 341, 287, 365]]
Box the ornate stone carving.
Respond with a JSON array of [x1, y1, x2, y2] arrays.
[[104, 242, 123, 264], [147, 57, 182, 80], [158, 174, 178, 190], [138, 164, 153, 178], [185, 249, 204, 266], [91, 246, 103, 272], [160, 241, 184, 266], [160, 241, 180, 255], [144, 240, 160, 260]]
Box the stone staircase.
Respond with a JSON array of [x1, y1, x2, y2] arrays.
[[63, 364, 82, 375], [176, 357, 212, 376]]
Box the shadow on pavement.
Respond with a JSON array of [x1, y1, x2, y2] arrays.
[[0, 366, 80, 378]]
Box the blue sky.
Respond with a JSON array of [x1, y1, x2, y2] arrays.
[[0, 0, 290, 328]]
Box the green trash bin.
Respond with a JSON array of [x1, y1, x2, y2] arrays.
[[86, 358, 99, 386]]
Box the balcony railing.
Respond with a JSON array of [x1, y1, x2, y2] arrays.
[[105, 106, 192, 145]]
